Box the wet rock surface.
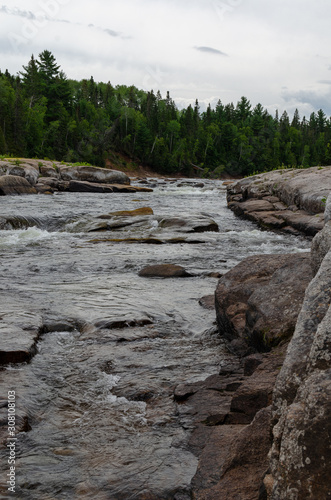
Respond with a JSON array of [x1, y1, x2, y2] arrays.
[[139, 263, 193, 278], [173, 346, 287, 499], [158, 216, 219, 233], [0, 311, 43, 364], [227, 166, 331, 236]]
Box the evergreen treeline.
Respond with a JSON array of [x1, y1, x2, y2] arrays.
[[1, 50, 331, 176]]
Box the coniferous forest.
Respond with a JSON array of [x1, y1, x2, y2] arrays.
[[1, 50, 331, 177]]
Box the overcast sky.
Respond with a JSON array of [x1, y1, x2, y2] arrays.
[[1, 0, 331, 117]]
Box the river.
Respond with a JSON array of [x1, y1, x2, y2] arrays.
[[0, 178, 309, 499]]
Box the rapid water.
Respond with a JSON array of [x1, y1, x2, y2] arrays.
[[0, 179, 309, 499]]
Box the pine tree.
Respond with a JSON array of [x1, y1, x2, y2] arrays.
[[20, 54, 42, 105]]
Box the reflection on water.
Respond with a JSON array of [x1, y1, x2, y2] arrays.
[[0, 179, 309, 498]]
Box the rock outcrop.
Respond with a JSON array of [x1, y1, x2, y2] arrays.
[[215, 252, 312, 354], [268, 194, 331, 499], [219, 170, 331, 498], [0, 159, 136, 195], [227, 166, 331, 236]]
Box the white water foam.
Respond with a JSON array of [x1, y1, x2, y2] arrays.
[[0, 227, 56, 248]]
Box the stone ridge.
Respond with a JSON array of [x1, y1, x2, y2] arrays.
[[227, 166, 331, 236]]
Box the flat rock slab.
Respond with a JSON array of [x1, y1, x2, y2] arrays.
[[215, 252, 312, 353], [103, 207, 154, 217], [67, 180, 152, 193], [0, 311, 43, 364], [174, 349, 286, 498]]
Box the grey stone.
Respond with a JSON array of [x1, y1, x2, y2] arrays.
[[59, 165, 130, 185], [0, 175, 37, 195], [215, 253, 312, 352]]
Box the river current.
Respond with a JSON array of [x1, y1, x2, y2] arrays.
[[0, 178, 309, 499]]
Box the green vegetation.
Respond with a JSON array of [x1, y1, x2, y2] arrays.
[[1, 50, 331, 176]]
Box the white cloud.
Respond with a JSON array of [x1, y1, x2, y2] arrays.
[[1, 0, 331, 117]]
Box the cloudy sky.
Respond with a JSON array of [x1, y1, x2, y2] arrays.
[[1, 0, 331, 117]]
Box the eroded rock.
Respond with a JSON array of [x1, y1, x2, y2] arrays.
[[0, 311, 43, 364]]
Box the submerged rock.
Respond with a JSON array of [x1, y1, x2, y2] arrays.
[[104, 207, 154, 217], [198, 295, 215, 310], [157, 215, 218, 233], [138, 264, 193, 278]]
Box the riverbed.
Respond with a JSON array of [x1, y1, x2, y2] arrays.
[[0, 178, 310, 499]]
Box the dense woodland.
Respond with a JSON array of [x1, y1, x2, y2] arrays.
[[1, 50, 331, 176]]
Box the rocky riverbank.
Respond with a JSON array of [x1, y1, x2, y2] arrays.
[[227, 166, 331, 237], [0, 158, 153, 195], [192, 167, 331, 499], [0, 163, 329, 498]]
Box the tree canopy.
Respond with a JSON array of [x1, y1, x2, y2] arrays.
[[1, 50, 331, 176]]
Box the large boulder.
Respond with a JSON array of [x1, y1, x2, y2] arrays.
[[0, 175, 37, 195], [0, 162, 39, 186], [59, 165, 130, 185], [215, 253, 312, 353]]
